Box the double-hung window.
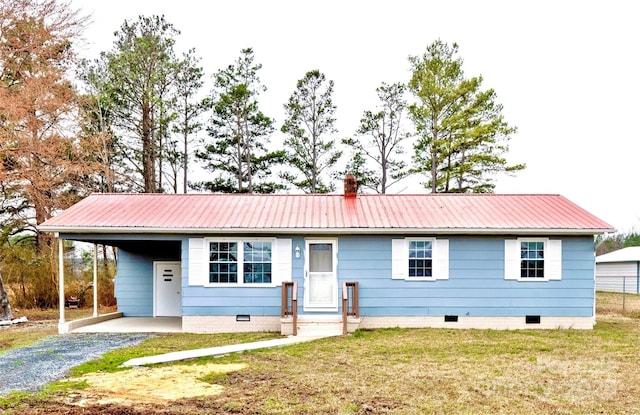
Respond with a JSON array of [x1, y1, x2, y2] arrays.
[[504, 238, 562, 281], [520, 240, 545, 278], [392, 238, 449, 280], [409, 240, 433, 277], [208, 240, 272, 285], [242, 241, 272, 283], [209, 242, 239, 283]]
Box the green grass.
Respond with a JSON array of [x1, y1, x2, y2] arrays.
[[0, 391, 34, 409], [3, 292, 640, 414], [210, 318, 640, 414], [0, 380, 88, 412], [0, 308, 97, 353], [68, 332, 281, 375], [0, 326, 57, 353], [198, 371, 230, 384]]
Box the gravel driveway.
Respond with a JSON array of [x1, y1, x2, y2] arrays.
[[0, 333, 150, 396]]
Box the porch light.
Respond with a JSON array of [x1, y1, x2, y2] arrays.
[[295, 245, 300, 258]]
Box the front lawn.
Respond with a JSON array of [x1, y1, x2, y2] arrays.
[[2, 292, 640, 414]]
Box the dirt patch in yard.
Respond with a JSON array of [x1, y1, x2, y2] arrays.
[[65, 362, 246, 406]]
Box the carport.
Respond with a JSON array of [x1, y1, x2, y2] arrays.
[[52, 236, 183, 334]]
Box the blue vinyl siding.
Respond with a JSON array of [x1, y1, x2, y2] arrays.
[[109, 233, 595, 319], [179, 236, 299, 317], [181, 298, 281, 317], [114, 240, 181, 316], [114, 250, 153, 316], [181, 285, 282, 317], [337, 235, 595, 318]]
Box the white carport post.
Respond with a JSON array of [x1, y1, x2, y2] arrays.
[[93, 244, 98, 317], [58, 236, 65, 326]]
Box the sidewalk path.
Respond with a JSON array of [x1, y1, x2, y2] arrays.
[[121, 335, 331, 367]]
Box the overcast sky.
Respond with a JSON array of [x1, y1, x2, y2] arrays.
[[71, 0, 639, 233]]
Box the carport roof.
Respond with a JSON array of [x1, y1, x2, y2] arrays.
[[39, 193, 614, 235]]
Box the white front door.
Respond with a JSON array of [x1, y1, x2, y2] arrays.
[[304, 240, 338, 311], [154, 261, 181, 317]]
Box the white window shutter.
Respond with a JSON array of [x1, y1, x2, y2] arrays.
[[188, 238, 208, 286], [546, 239, 562, 280], [433, 239, 449, 280], [391, 239, 408, 279], [504, 239, 520, 280], [272, 238, 292, 286]]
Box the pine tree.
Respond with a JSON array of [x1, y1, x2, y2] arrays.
[[281, 70, 341, 193], [95, 15, 183, 193], [408, 40, 524, 193], [342, 82, 409, 193], [196, 48, 284, 193]]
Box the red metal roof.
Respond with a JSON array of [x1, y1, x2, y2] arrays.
[[39, 193, 615, 235]]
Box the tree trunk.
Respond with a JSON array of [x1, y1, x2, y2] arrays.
[[430, 147, 438, 193], [457, 150, 466, 192], [142, 101, 155, 193], [381, 155, 388, 194], [0, 273, 13, 321], [102, 244, 109, 272], [236, 133, 243, 192], [242, 97, 253, 193], [112, 246, 118, 267], [33, 185, 52, 252], [183, 104, 188, 193], [157, 126, 163, 192]]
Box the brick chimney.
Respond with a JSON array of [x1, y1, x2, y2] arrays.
[[343, 174, 357, 198]]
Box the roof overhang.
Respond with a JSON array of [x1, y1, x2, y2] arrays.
[[40, 225, 614, 236]]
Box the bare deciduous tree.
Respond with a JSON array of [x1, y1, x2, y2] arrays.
[[0, 0, 94, 248]]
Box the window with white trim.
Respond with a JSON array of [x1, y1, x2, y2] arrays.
[[392, 238, 449, 280], [409, 240, 433, 277], [504, 238, 562, 281], [208, 240, 272, 284], [520, 240, 544, 278]]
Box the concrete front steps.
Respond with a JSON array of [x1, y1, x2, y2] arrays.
[[281, 315, 361, 336]]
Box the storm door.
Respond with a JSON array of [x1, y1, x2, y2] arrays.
[[304, 240, 338, 311]]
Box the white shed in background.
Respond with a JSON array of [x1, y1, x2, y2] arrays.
[[596, 247, 640, 293]]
